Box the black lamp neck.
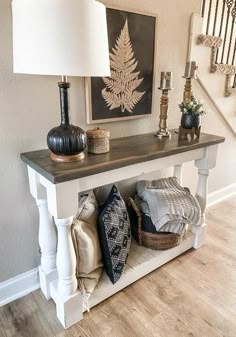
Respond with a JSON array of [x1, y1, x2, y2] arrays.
[[58, 81, 71, 126]]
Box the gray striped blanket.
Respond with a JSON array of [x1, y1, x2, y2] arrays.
[[136, 177, 201, 234]]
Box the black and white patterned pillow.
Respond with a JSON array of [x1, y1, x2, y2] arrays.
[[98, 185, 131, 284]]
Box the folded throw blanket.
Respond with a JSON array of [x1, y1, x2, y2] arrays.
[[134, 194, 187, 234], [136, 178, 201, 234]]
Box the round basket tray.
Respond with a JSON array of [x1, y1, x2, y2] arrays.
[[128, 197, 184, 250]]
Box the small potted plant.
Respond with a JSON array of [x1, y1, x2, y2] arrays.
[[179, 95, 206, 129]]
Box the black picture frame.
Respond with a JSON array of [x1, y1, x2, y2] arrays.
[[86, 6, 158, 124]]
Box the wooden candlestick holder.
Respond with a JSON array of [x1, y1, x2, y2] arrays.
[[183, 77, 192, 103], [155, 89, 171, 138]]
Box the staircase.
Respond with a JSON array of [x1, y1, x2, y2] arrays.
[[188, 0, 236, 135], [197, 34, 236, 96], [198, 0, 236, 97]]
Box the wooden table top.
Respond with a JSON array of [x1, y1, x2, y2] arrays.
[[21, 130, 225, 184]]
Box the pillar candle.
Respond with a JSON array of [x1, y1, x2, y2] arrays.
[[184, 61, 198, 78], [159, 72, 173, 90]]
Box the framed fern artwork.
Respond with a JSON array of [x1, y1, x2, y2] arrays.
[[86, 6, 158, 124]]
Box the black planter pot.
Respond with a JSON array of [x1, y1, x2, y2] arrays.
[[181, 113, 201, 129]]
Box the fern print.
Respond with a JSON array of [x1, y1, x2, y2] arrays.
[[102, 19, 146, 113]]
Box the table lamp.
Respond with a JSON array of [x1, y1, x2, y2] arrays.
[[12, 0, 110, 162]]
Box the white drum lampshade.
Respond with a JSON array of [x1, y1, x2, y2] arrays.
[[12, 0, 110, 162], [12, 0, 110, 76]]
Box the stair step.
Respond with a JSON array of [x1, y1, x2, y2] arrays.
[[196, 32, 236, 96], [197, 34, 222, 48], [211, 63, 236, 76], [226, 75, 236, 97], [226, 87, 236, 97], [197, 34, 236, 75]]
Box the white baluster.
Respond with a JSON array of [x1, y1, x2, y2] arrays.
[[54, 217, 77, 297]]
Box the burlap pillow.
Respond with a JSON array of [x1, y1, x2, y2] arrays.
[[72, 192, 103, 310]]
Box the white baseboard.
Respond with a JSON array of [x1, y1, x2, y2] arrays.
[[0, 268, 40, 307], [208, 183, 236, 207]]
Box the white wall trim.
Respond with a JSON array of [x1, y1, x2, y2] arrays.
[[208, 183, 236, 207], [0, 183, 236, 308], [0, 268, 40, 307]]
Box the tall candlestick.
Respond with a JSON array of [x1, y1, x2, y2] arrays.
[[183, 78, 192, 102], [154, 88, 172, 138], [159, 72, 173, 90]]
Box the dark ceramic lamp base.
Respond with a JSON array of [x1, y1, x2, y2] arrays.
[[47, 79, 87, 163]]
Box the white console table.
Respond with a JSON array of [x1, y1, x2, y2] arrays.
[[21, 130, 224, 329]]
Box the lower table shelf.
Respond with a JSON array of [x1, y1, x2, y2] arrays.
[[50, 230, 194, 328], [88, 230, 194, 310]]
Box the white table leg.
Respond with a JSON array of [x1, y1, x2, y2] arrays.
[[37, 199, 57, 299], [193, 145, 218, 249], [50, 216, 83, 329], [54, 217, 77, 296], [36, 200, 57, 273], [43, 181, 84, 328], [174, 164, 183, 185], [28, 167, 57, 299], [192, 168, 209, 248]]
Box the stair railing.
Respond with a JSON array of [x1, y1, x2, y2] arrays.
[[202, 0, 236, 86]]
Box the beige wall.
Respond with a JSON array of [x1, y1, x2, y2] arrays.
[[0, 0, 235, 282]]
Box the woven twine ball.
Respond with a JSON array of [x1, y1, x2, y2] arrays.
[[86, 128, 110, 154]]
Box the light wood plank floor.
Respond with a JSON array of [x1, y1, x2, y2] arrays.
[[0, 197, 236, 337]]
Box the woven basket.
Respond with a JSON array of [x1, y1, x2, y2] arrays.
[[86, 128, 110, 154], [128, 197, 184, 250]]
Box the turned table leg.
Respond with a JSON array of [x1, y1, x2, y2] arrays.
[[28, 167, 57, 299], [37, 199, 57, 299], [54, 217, 77, 296], [44, 181, 83, 328], [49, 216, 83, 329], [193, 145, 218, 248], [192, 168, 209, 248], [37, 200, 57, 273]]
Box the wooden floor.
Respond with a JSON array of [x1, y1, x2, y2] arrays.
[[0, 197, 236, 337]]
